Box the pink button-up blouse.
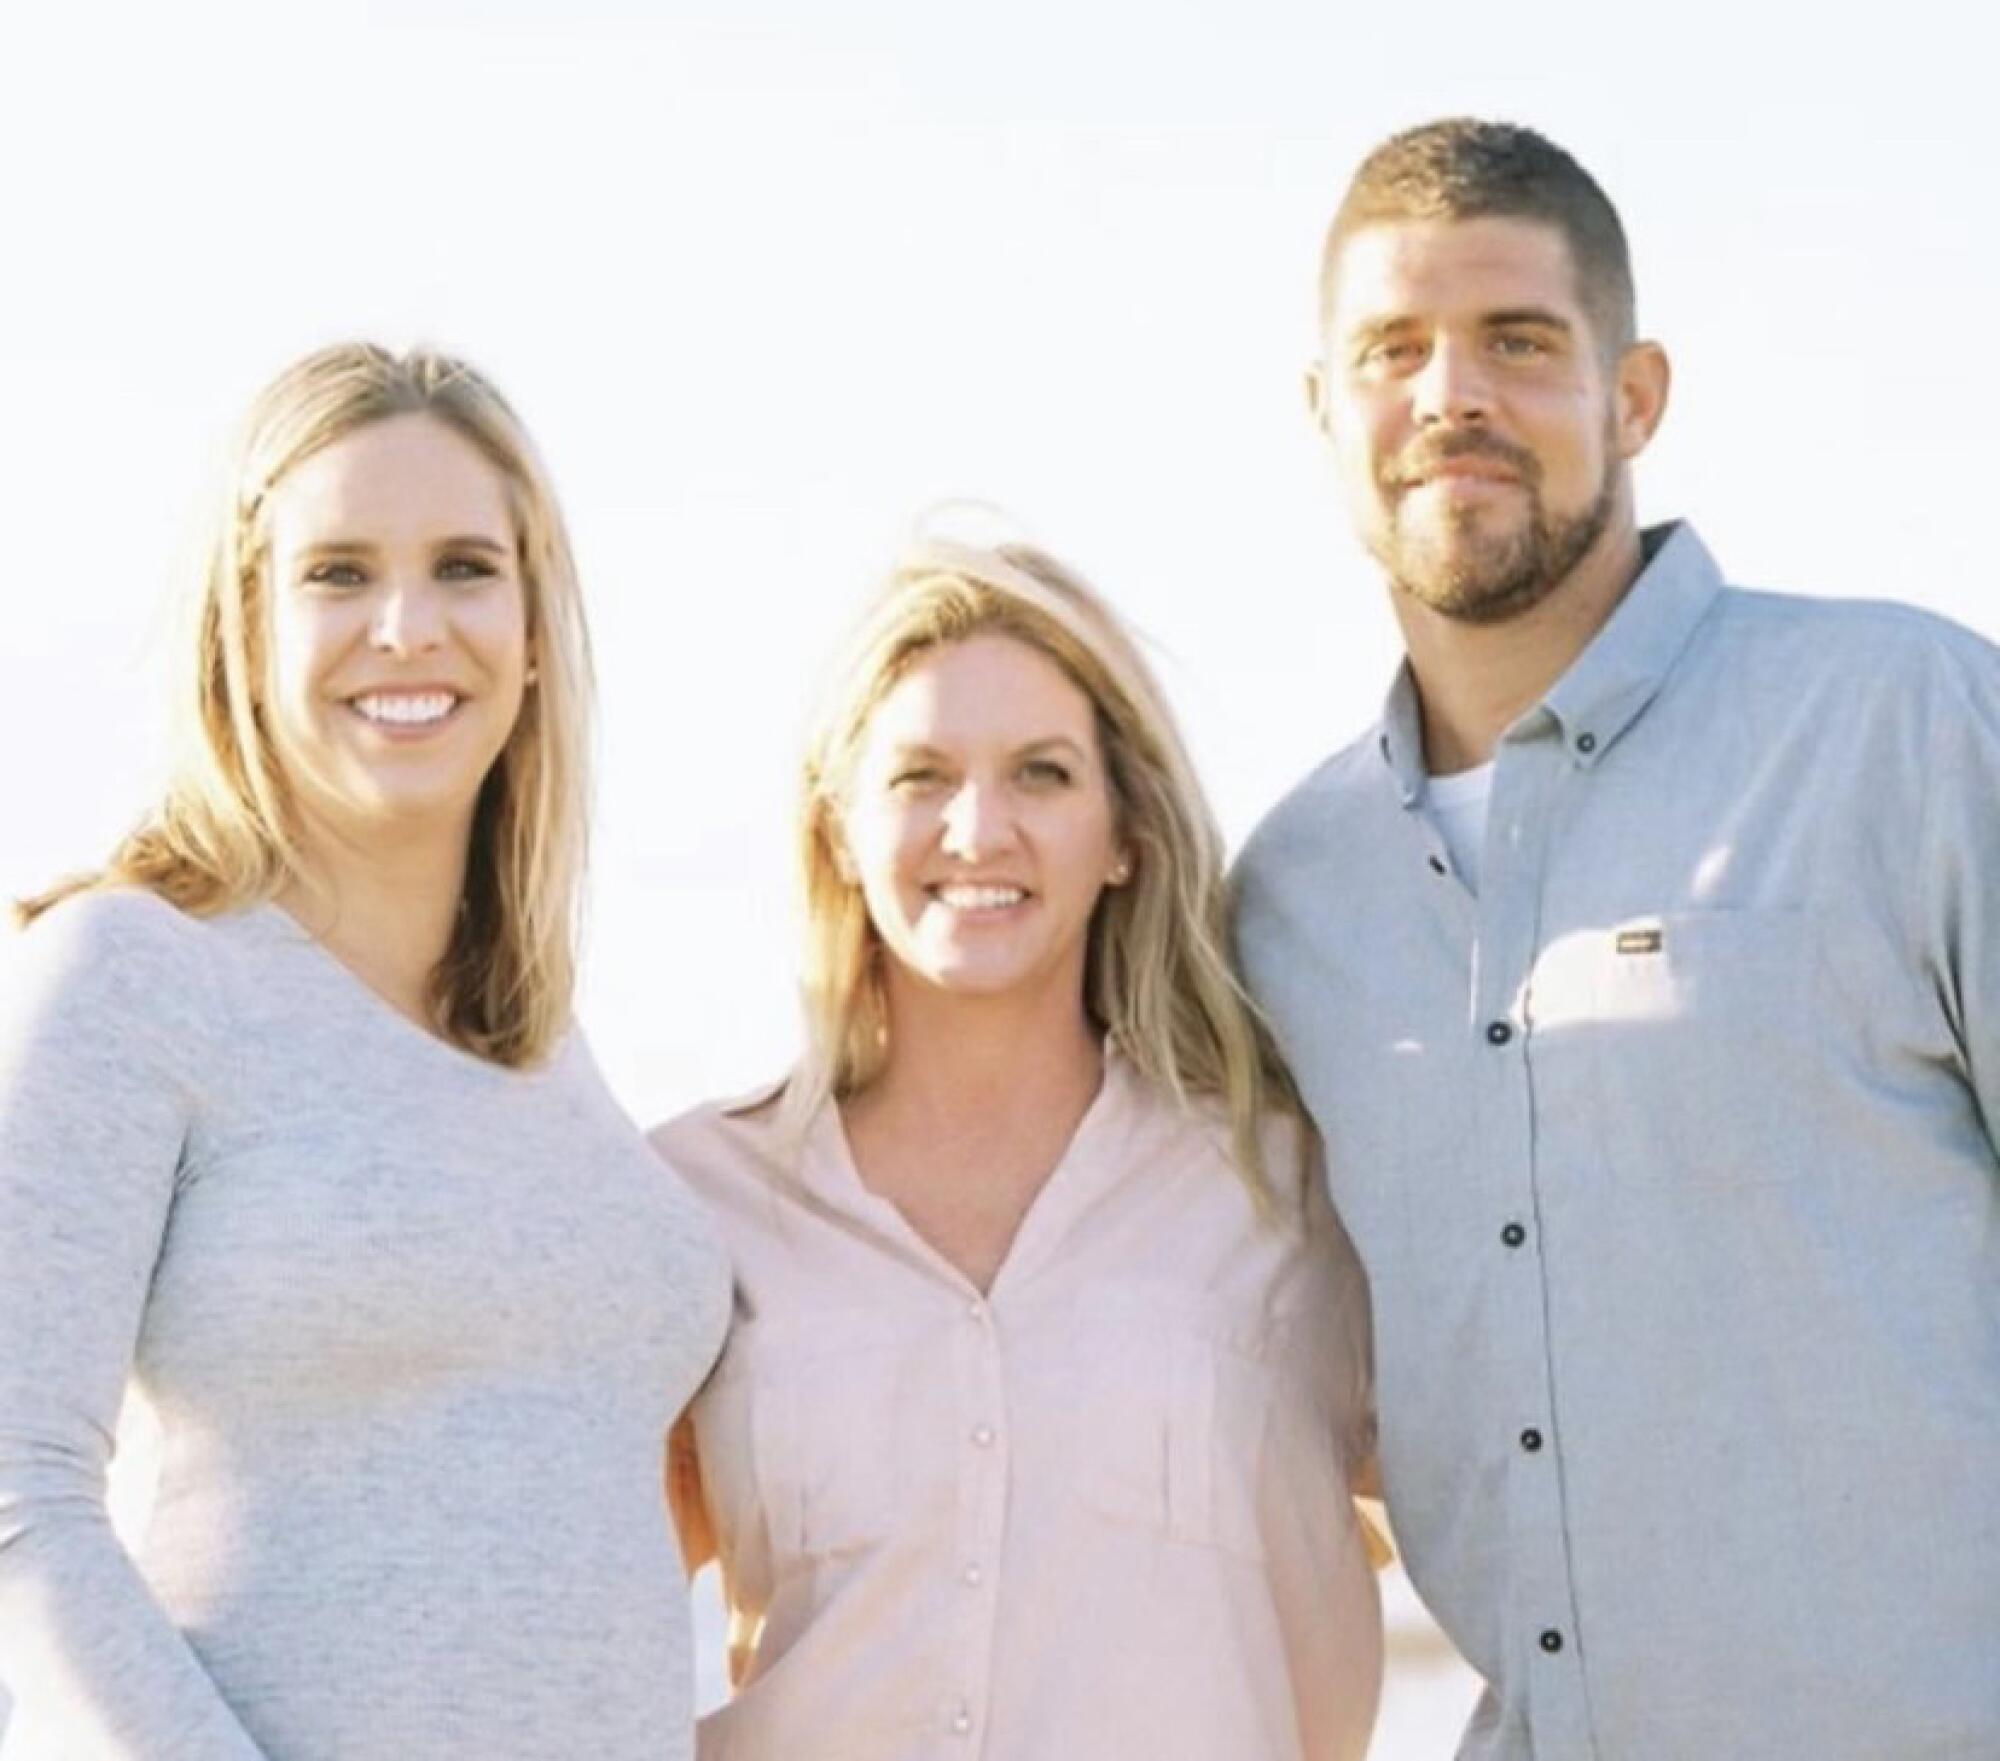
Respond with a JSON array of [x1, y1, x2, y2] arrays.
[[654, 1056, 1382, 1761]]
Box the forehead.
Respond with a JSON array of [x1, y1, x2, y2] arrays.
[[1327, 215, 1586, 335], [265, 413, 513, 550], [863, 632, 1098, 748]]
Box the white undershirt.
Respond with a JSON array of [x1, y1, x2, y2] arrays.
[[1425, 761, 1495, 894]]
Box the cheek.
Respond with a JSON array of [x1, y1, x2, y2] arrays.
[[1331, 414, 1396, 503], [264, 603, 334, 715], [1051, 807, 1121, 901], [845, 807, 926, 902], [467, 587, 531, 671]]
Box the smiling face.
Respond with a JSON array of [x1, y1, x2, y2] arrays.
[[260, 412, 529, 855], [1313, 215, 1644, 625], [839, 632, 1127, 1010]]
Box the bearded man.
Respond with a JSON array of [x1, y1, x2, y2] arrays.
[[1235, 117, 2000, 1761]]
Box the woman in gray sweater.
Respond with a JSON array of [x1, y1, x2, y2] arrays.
[[0, 344, 729, 1758]]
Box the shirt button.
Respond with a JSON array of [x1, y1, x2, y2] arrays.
[[950, 1707, 974, 1735], [966, 1299, 986, 1321], [1540, 1628, 1565, 1654], [1485, 1020, 1514, 1046], [970, 1424, 996, 1448], [1501, 1222, 1528, 1248], [962, 1562, 984, 1586], [1576, 731, 1598, 754], [1520, 1427, 1544, 1453]]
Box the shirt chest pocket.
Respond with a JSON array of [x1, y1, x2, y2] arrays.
[[1533, 907, 1822, 1187], [701, 1315, 923, 1570], [1065, 1283, 1277, 1564]]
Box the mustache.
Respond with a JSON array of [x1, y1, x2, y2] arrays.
[[1385, 431, 1541, 490]]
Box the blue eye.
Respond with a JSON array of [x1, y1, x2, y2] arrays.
[[1358, 338, 1424, 372], [303, 560, 366, 588]]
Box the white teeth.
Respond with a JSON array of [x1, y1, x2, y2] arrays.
[[936, 884, 1026, 910], [353, 692, 457, 726]]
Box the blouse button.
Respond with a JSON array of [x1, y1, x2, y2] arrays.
[[970, 1424, 996, 1448], [950, 1707, 975, 1735]]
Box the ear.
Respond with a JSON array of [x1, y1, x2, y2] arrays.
[[1611, 340, 1671, 462], [1303, 357, 1332, 438]]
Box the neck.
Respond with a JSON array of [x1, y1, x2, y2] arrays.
[[279, 809, 473, 1025], [859, 965, 1104, 1136], [1396, 516, 1645, 774]]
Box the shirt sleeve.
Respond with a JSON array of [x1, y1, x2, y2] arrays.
[[1302, 1138, 1377, 1484], [1915, 635, 2000, 1164], [0, 894, 270, 1758]]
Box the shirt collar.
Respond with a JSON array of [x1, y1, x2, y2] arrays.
[[1378, 521, 1725, 803]]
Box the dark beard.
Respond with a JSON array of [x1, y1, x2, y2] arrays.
[[1377, 441, 1620, 626]]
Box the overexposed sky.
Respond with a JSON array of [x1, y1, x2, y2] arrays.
[[4, 0, 1994, 1122]]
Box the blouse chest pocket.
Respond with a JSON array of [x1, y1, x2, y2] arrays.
[[699, 1315, 913, 1570], [1066, 1283, 1275, 1564]]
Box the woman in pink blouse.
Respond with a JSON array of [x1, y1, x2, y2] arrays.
[[653, 532, 1382, 1760]]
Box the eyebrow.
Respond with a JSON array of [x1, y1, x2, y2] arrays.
[[881, 735, 1093, 762], [1346, 315, 1421, 347], [1015, 735, 1090, 761], [1347, 307, 1575, 342], [293, 534, 511, 558], [1481, 307, 1573, 333]]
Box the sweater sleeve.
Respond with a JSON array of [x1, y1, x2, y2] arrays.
[[1916, 633, 2000, 1167], [0, 892, 269, 1759]]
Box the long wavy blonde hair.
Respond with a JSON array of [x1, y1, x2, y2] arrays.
[[15, 343, 593, 1068], [787, 532, 1301, 1204]]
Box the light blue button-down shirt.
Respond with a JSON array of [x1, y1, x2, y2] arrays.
[[1235, 524, 2000, 1760]]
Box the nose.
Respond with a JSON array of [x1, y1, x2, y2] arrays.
[[938, 779, 1013, 859], [1410, 335, 1493, 427], [369, 576, 447, 655]]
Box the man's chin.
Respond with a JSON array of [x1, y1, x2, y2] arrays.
[[1381, 533, 1546, 625], [1400, 574, 1550, 625]]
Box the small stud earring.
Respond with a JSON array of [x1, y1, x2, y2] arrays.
[[1107, 857, 1132, 886]]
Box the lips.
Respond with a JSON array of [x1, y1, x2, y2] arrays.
[[931, 882, 1029, 910], [347, 689, 463, 727], [1419, 461, 1519, 485], [1392, 437, 1538, 492]]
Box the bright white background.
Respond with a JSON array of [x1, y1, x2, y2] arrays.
[[3, 1, 1994, 1752]]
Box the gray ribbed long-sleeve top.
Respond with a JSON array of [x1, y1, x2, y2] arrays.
[[0, 891, 731, 1758]]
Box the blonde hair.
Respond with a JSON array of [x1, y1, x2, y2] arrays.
[[788, 531, 1302, 1205], [15, 342, 593, 1068]]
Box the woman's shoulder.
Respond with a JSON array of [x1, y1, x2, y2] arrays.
[[1116, 1059, 1317, 1213], [7, 887, 222, 1021], [647, 1076, 796, 1195], [15, 881, 197, 952], [2, 888, 244, 1104]]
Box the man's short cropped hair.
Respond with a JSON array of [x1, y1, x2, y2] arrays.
[[1322, 118, 1637, 357]]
